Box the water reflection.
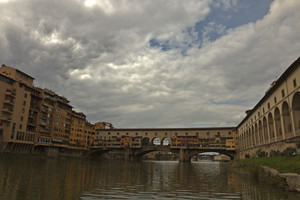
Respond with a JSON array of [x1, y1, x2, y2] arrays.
[[0, 155, 299, 200]]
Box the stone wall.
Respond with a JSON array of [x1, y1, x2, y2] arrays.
[[237, 139, 298, 159]]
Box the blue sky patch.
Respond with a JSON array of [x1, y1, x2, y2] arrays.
[[149, 0, 274, 51]]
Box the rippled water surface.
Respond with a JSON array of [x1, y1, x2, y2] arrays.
[[0, 155, 299, 200]]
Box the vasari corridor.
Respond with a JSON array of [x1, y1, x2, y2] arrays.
[[1, 0, 300, 200]]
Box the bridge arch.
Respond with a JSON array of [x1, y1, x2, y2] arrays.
[[188, 150, 235, 161], [161, 137, 171, 146], [142, 137, 150, 145], [152, 137, 161, 145]]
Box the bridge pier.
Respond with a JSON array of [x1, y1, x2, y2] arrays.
[[179, 149, 191, 162]]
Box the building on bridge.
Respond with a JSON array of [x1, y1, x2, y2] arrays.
[[237, 57, 300, 158], [92, 128, 237, 150]]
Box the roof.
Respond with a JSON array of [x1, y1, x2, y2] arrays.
[[1, 64, 35, 80]]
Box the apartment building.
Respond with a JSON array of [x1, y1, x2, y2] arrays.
[[0, 65, 75, 151], [70, 111, 86, 149], [85, 122, 95, 149], [0, 65, 36, 150]]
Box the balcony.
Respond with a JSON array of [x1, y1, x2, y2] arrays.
[[30, 105, 40, 111], [2, 107, 13, 114], [5, 89, 16, 96], [39, 128, 50, 133], [44, 94, 55, 101], [40, 114, 47, 119], [4, 98, 15, 105], [26, 126, 36, 133], [0, 115, 12, 121], [27, 119, 37, 125]]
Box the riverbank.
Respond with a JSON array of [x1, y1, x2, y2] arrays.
[[233, 155, 300, 192]]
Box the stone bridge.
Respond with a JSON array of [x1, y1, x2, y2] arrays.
[[88, 127, 237, 161], [87, 144, 236, 162]]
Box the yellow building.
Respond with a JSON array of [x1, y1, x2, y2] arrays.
[[237, 57, 300, 158], [0, 65, 74, 151], [0, 65, 36, 150], [70, 111, 86, 149], [85, 122, 95, 149]]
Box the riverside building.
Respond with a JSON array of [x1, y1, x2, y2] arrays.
[[237, 57, 300, 158], [0, 65, 37, 151], [0, 65, 87, 153]]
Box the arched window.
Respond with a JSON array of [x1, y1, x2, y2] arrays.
[[259, 120, 263, 143], [282, 101, 292, 135], [292, 92, 300, 133], [268, 113, 274, 139], [263, 117, 268, 143], [274, 107, 282, 137]]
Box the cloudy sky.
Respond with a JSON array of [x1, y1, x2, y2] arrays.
[[0, 0, 299, 128]]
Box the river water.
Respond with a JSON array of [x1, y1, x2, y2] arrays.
[[0, 155, 299, 200]]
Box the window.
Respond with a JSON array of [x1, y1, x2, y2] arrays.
[[274, 97, 277, 103], [293, 78, 297, 87], [268, 103, 270, 109], [20, 116, 23, 121], [281, 89, 285, 98], [207, 132, 209, 136], [19, 124, 22, 130], [23, 101, 26, 106], [22, 108, 25, 113], [24, 93, 27, 98], [136, 132, 138, 136]]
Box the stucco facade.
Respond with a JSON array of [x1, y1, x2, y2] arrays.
[[237, 57, 300, 158]]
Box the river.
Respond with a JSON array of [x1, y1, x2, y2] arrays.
[[0, 154, 299, 200]]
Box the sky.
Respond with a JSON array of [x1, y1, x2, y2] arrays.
[[0, 0, 300, 128]]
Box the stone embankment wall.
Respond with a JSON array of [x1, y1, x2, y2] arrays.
[[237, 139, 298, 159], [263, 166, 300, 192], [0, 142, 88, 158]]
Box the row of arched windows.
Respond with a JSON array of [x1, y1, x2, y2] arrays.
[[239, 92, 300, 150]]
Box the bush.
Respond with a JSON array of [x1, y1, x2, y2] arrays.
[[245, 154, 250, 158], [256, 149, 267, 158], [281, 147, 296, 157], [269, 150, 281, 157]]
